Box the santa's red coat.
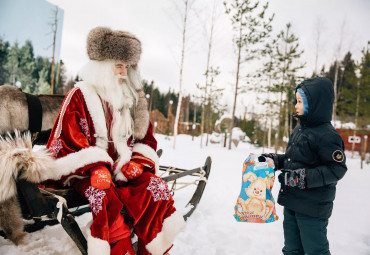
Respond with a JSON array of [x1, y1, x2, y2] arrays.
[[46, 82, 185, 255]]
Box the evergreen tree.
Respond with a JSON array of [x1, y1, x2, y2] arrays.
[[336, 52, 356, 120], [55, 59, 67, 94], [34, 66, 50, 94], [4, 42, 20, 86], [273, 23, 305, 152], [0, 38, 10, 85], [357, 42, 370, 128], [18, 40, 37, 92]]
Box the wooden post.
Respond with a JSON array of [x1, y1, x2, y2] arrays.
[[362, 135, 368, 169]]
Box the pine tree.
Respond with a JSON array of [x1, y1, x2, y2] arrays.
[[34, 66, 50, 94], [0, 38, 10, 85], [259, 40, 280, 149], [4, 42, 20, 86], [55, 60, 67, 94], [224, 0, 274, 149], [336, 52, 356, 121], [18, 40, 37, 92], [273, 23, 305, 152], [357, 42, 370, 128]]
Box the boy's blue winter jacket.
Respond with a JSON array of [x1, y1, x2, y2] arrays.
[[276, 77, 347, 219]]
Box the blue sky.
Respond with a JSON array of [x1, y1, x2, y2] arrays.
[[0, 0, 64, 62]]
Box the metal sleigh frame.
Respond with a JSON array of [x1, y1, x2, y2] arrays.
[[0, 149, 212, 255]]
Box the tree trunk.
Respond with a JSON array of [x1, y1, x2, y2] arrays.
[[275, 90, 283, 153], [173, 0, 189, 149], [50, 7, 58, 95], [283, 101, 289, 152], [268, 117, 272, 148], [262, 115, 268, 153], [200, 1, 216, 148], [352, 78, 360, 157], [332, 61, 339, 125], [228, 18, 243, 150]]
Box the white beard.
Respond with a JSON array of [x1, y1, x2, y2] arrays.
[[79, 60, 139, 143]]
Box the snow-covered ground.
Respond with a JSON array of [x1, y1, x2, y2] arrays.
[[1, 134, 369, 254]]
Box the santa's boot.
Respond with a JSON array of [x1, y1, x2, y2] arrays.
[[111, 237, 136, 255]]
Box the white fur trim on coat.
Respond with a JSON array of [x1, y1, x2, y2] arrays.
[[112, 140, 132, 182], [132, 143, 159, 172], [48, 146, 113, 185], [85, 220, 110, 255], [145, 210, 186, 255], [76, 82, 108, 151]]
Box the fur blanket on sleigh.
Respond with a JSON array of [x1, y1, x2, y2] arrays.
[[0, 131, 53, 245]]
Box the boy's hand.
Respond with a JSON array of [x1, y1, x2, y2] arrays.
[[278, 168, 306, 189], [121, 161, 144, 179], [91, 166, 112, 190], [262, 153, 279, 170]]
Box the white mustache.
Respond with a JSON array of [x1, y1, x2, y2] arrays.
[[116, 75, 128, 80]]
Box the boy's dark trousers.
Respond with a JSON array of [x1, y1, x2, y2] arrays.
[[282, 208, 330, 255]]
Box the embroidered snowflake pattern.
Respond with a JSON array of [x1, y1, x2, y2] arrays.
[[146, 177, 171, 202], [84, 186, 106, 215], [79, 118, 90, 139], [49, 139, 63, 157], [126, 163, 142, 178]]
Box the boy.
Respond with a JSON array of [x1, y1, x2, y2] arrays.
[[265, 77, 347, 255]]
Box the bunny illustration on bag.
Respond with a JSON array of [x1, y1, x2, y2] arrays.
[[234, 153, 278, 223]]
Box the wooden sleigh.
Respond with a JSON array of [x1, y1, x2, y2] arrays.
[[0, 85, 212, 254], [0, 141, 212, 255]]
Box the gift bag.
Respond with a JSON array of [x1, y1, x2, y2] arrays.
[[234, 153, 278, 223]]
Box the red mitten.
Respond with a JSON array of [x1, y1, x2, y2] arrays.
[[122, 161, 144, 179], [91, 166, 112, 190]]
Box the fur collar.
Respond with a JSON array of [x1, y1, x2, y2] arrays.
[[76, 81, 149, 141], [76, 82, 149, 181]]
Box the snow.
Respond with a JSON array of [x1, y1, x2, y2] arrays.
[[1, 134, 369, 254]]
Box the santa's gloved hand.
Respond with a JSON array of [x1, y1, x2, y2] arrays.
[[91, 166, 112, 190], [121, 161, 144, 179], [278, 168, 306, 189], [262, 153, 279, 170]]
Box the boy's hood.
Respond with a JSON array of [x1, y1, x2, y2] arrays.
[[295, 77, 334, 126]]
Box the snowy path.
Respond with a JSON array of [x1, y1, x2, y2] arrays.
[[0, 134, 369, 254]]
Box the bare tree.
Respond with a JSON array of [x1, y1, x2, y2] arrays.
[[172, 0, 196, 149], [194, 0, 220, 148], [224, 0, 273, 150], [313, 17, 323, 76], [48, 6, 59, 95], [332, 20, 346, 126]]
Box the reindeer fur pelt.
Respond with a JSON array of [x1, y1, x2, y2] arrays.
[[0, 196, 27, 245], [0, 131, 53, 202], [0, 131, 53, 246], [0, 85, 64, 135]]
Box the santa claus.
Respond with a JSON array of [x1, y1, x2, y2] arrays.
[[45, 27, 185, 255]]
